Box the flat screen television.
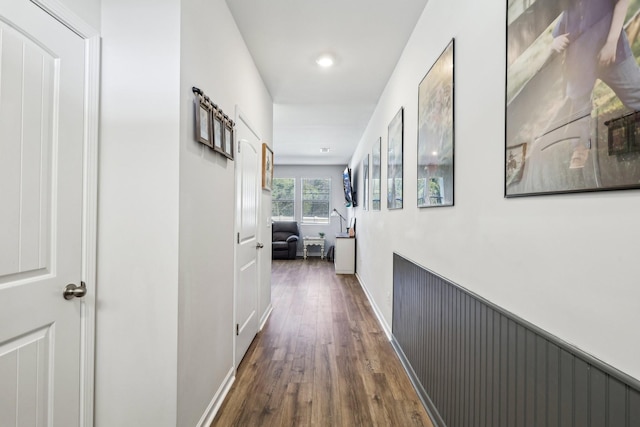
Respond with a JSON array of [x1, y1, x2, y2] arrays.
[[343, 167, 357, 207]]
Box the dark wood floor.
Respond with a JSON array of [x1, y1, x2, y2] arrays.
[[212, 258, 434, 427]]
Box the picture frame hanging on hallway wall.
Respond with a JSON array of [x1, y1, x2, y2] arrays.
[[417, 39, 454, 207], [262, 143, 274, 191], [222, 115, 234, 160], [387, 108, 404, 210], [194, 94, 213, 148], [505, 1, 640, 197], [213, 110, 225, 155], [372, 137, 381, 211], [363, 154, 370, 210]]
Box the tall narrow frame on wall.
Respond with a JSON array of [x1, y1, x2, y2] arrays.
[[506, 1, 640, 196], [418, 39, 454, 207], [372, 137, 382, 211], [262, 143, 273, 191], [388, 108, 404, 210], [194, 95, 213, 148], [222, 115, 234, 160], [363, 154, 370, 210]]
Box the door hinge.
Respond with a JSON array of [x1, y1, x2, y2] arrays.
[[237, 144, 241, 153], [236, 324, 239, 336], [237, 233, 240, 244]]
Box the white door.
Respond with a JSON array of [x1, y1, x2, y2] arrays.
[[0, 1, 86, 425], [234, 113, 262, 367]]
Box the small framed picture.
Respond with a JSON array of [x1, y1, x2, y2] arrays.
[[262, 143, 274, 191], [194, 97, 213, 148], [213, 110, 224, 155], [222, 116, 234, 160]]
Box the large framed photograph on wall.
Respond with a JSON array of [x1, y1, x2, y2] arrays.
[[363, 154, 370, 210], [388, 108, 404, 210], [506, 1, 640, 196], [372, 137, 382, 211], [418, 39, 454, 207]]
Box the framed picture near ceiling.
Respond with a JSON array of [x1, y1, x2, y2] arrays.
[[387, 108, 404, 210], [372, 137, 381, 211], [506, 1, 640, 196], [213, 110, 225, 155], [363, 154, 370, 210], [194, 96, 213, 148], [262, 143, 274, 191], [418, 39, 454, 207], [222, 116, 234, 160]]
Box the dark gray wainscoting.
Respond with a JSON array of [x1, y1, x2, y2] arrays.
[[392, 253, 640, 427]]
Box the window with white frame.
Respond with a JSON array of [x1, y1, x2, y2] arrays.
[[301, 178, 331, 224], [272, 178, 295, 221]]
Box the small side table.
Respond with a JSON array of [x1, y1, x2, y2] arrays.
[[303, 236, 325, 259]]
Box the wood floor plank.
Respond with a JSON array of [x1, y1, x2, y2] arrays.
[[211, 258, 434, 427]]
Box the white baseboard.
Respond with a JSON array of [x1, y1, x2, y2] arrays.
[[196, 367, 235, 427], [259, 303, 273, 331], [355, 273, 392, 341]]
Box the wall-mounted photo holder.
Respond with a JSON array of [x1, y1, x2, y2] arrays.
[[193, 91, 213, 148], [223, 115, 234, 160], [192, 86, 235, 161]]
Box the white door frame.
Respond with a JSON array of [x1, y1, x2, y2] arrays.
[[29, 1, 100, 425]]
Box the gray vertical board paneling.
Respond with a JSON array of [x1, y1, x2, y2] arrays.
[[500, 315, 509, 427], [591, 369, 607, 426], [479, 304, 488, 427], [559, 349, 574, 427], [608, 378, 626, 427], [574, 359, 590, 427], [391, 253, 640, 427], [535, 335, 547, 425], [524, 330, 536, 427], [547, 343, 560, 427], [469, 300, 482, 422], [630, 389, 640, 425], [516, 324, 527, 427], [494, 311, 502, 426]]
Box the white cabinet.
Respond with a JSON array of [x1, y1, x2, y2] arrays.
[[334, 235, 355, 274]]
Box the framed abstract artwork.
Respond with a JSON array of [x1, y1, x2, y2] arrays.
[[387, 108, 403, 210], [418, 39, 454, 207], [363, 154, 370, 210], [372, 137, 381, 211]]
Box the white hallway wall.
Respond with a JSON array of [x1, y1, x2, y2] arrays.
[[98, 0, 272, 427], [178, 0, 273, 425], [351, 0, 640, 381]]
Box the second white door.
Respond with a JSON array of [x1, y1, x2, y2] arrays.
[[234, 112, 262, 367]]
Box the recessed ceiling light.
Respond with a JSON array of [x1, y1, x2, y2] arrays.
[[316, 54, 334, 68], [320, 147, 331, 153]]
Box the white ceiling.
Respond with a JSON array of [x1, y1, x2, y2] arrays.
[[226, 0, 429, 165]]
